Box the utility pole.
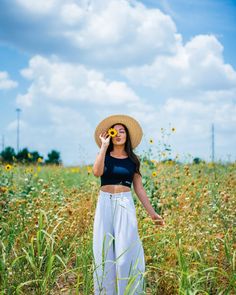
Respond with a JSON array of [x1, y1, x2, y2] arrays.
[[16, 108, 21, 153], [211, 123, 215, 163]]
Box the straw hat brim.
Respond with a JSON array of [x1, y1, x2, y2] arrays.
[[94, 114, 143, 149]]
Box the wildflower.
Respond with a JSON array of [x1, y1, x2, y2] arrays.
[[87, 166, 92, 174], [146, 255, 153, 263], [25, 167, 33, 174], [152, 171, 157, 177], [28, 153, 33, 159], [0, 187, 8, 193], [149, 138, 154, 144], [37, 157, 43, 163], [108, 128, 118, 137], [5, 164, 12, 171], [67, 208, 73, 216], [171, 127, 176, 132]]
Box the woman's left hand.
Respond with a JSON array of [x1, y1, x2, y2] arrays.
[[151, 212, 165, 226]]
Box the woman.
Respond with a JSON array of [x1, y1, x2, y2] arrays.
[[92, 114, 165, 295]]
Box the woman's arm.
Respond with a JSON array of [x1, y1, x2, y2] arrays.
[[92, 131, 111, 177], [92, 146, 107, 177], [133, 172, 165, 225]]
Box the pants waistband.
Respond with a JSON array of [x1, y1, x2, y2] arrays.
[[99, 190, 132, 199]]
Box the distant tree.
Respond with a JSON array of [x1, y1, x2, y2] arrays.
[[15, 148, 44, 164], [45, 150, 62, 165], [161, 158, 172, 163], [0, 146, 16, 163], [30, 151, 43, 163], [193, 157, 205, 164], [16, 147, 31, 163]]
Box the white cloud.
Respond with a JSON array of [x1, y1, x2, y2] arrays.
[[16, 0, 58, 14], [0, 0, 181, 66], [123, 34, 236, 93], [61, 0, 181, 64], [60, 3, 85, 26], [17, 55, 140, 107], [0, 71, 18, 90]]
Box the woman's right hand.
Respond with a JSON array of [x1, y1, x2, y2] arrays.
[[99, 131, 111, 148]]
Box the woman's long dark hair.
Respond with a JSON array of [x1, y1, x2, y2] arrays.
[[106, 123, 142, 176]]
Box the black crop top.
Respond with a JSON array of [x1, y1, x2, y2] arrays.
[[100, 154, 136, 188]]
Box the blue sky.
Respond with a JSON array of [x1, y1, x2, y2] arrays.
[[0, 0, 235, 166]]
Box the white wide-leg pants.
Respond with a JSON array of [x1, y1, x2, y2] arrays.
[[92, 190, 146, 295]]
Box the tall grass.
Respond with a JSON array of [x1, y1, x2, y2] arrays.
[[0, 158, 235, 294]]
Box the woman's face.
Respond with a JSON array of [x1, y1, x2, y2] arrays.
[[112, 124, 127, 146]]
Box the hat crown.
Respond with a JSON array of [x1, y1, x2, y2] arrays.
[[94, 114, 143, 149]]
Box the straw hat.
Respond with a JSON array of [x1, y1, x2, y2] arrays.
[[94, 114, 143, 149]]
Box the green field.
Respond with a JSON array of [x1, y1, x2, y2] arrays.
[[0, 159, 235, 294]]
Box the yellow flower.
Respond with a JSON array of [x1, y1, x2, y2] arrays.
[[108, 128, 118, 137], [5, 164, 12, 171], [37, 157, 43, 163], [0, 186, 8, 193], [25, 167, 33, 174], [149, 138, 154, 144], [87, 166, 92, 174], [152, 171, 157, 177], [171, 127, 176, 132], [28, 153, 33, 159]]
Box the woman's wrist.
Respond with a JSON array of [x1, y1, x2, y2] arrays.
[[100, 144, 108, 151], [99, 146, 107, 155], [150, 212, 162, 219], [148, 209, 157, 219]]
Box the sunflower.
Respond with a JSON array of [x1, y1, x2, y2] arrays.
[[152, 171, 157, 177], [149, 138, 154, 144], [26, 167, 33, 174], [108, 128, 118, 137], [5, 164, 12, 171], [171, 127, 176, 132]]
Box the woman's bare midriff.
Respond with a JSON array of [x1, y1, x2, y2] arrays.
[[100, 184, 131, 194]]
